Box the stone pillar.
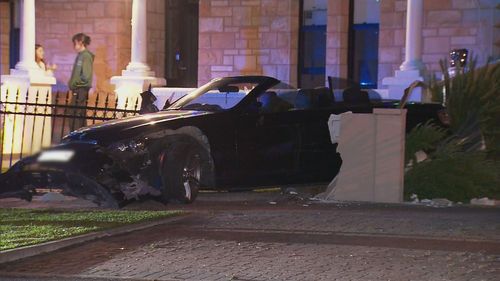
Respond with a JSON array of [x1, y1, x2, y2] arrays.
[[320, 108, 407, 203], [1, 0, 56, 168], [110, 0, 166, 109], [382, 0, 425, 101]]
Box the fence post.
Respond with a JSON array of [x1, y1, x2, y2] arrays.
[[0, 89, 7, 171], [9, 90, 21, 167]]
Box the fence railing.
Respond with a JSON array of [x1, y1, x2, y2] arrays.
[[0, 90, 140, 171]]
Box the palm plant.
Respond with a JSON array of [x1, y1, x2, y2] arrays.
[[438, 59, 500, 159], [404, 59, 500, 201]]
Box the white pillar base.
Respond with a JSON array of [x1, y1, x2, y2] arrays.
[[110, 74, 167, 110], [124, 62, 154, 76], [4, 68, 56, 86], [382, 70, 423, 102], [400, 60, 425, 72]]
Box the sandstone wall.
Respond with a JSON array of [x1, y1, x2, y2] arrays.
[[378, 0, 500, 85], [198, 0, 299, 87]]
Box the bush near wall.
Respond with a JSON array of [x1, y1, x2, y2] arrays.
[[404, 61, 500, 202]]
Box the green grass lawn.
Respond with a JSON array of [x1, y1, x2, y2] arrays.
[[0, 208, 183, 251]]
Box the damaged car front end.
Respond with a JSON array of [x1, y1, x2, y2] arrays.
[[0, 115, 215, 208], [0, 137, 160, 208]]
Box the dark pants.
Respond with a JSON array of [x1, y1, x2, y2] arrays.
[[70, 87, 90, 131]]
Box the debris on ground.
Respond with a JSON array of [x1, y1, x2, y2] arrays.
[[410, 193, 419, 203], [470, 197, 496, 206], [40, 192, 66, 202], [419, 198, 453, 207], [283, 188, 298, 195]]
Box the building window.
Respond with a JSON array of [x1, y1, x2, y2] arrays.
[[348, 0, 380, 88], [298, 0, 328, 89]]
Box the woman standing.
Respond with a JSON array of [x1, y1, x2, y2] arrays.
[[68, 33, 94, 130], [35, 44, 57, 75]]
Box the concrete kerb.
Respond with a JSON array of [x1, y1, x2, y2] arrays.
[[0, 271, 180, 281], [308, 198, 500, 208], [0, 213, 189, 264]]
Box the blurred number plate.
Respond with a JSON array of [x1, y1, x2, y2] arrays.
[[38, 150, 75, 162]]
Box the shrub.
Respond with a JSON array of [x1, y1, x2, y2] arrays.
[[405, 120, 447, 166], [404, 151, 500, 202]]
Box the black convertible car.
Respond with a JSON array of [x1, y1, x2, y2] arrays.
[[0, 76, 444, 207]]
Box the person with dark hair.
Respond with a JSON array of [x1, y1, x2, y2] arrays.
[[257, 91, 292, 113], [68, 33, 94, 130], [35, 44, 57, 75]]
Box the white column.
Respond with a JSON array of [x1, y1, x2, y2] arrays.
[[14, 0, 39, 72], [399, 0, 424, 72], [110, 0, 166, 109], [125, 0, 151, 75]]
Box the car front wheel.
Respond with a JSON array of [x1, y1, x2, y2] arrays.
[[160, 141, 202, 204]]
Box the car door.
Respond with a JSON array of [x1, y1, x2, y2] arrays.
[[235, 108, 301, 187]]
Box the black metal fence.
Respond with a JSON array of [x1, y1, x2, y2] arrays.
[[0, 90, 140, 171]]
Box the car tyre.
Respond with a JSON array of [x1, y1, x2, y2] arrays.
[[160, 141, 203, 204]]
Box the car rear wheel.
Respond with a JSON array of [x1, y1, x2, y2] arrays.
[[160, 141, 202, 204]]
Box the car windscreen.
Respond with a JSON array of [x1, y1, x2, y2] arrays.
[[268, 82, 299, 104], [170, 82, 259, 112]]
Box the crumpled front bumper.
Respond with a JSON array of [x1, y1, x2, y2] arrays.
[[0, 142, 156, 208]]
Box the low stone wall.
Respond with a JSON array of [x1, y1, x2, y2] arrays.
[[151, 87, 196, 109]]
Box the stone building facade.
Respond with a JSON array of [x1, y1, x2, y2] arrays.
[[1, 0, 498, 91]]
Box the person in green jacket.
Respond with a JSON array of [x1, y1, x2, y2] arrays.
[[68, 33, 94, 130]]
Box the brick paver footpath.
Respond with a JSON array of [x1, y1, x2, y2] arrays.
[[0, 193, 499, 281]]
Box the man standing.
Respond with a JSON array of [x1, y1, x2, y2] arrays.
[[68, 33, 94, 130]]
